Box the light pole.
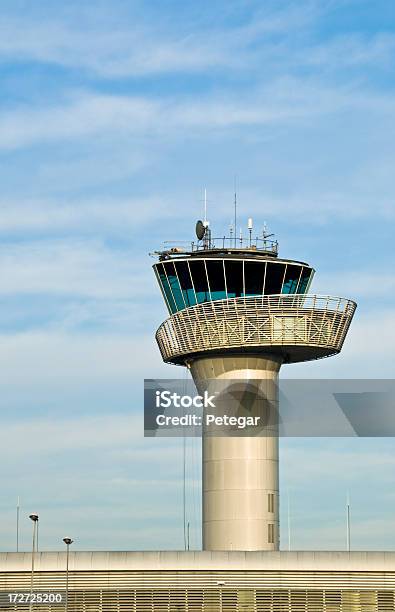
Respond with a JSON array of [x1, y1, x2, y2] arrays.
[[16, 497, 20, 552], [63, 538, 73, 611], [29, 513, 39, 612]]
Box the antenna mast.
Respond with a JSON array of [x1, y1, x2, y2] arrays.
[[346, 492, 351, 552], [287, 489, 291, 551], [234, 177, 237, 248]]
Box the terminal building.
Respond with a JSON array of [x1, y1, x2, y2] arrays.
[[1, 219, 394, 611], [2, 551, 395, 611]]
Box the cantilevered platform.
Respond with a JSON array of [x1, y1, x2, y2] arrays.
[[156, 295, 356, 365]]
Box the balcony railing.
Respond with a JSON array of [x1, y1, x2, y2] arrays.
[[155, 295, 357, 365]]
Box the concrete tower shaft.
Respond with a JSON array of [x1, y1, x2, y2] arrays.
[[189, 354, 282, 551]]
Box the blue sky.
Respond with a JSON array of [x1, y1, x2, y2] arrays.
[[0, 0, 395, 551]]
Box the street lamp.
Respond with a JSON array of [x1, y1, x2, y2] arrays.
[[29, 513, 39, 612], [63, 538, 73, 611]]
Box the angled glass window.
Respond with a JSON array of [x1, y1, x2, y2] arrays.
[[189, 260, 210, 304], [174, 261, 196, 307], [264, 262, 285, 294], [297, 267, 313, 294], [244, 261, 266, 296], [206, 260, 226, 301], [156, 263, 177, 314], [162, 261, 185, 311], [224, 260, 244, 298], [282, 264, 302, 294]]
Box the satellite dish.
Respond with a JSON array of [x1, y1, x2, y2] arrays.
[[196, 220, 206, 241]]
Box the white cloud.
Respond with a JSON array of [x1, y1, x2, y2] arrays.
[[0, 330, 167, 389], [0, 411, 195, 550], [0, 18, 235, 77], [0, 79, 390, 152], [0, 196, 183, 233], [0, 239, 152, 299], [0, 412, 184, 459], [303, 32, 395, 70], [0, 414, 138, 456], [0, 93, 160, 150], [0, 2, 318, 78], [0, 2, 391, 80], [282, 443, 395, 485], [314, 271, 395, 298]]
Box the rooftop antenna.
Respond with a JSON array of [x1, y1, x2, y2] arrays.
[[248, 217, 253, 247], [346, 492, 351, 552], [204, 188, 208, 227], [287, 489, 291, 551], [234, 177, 237, 248]]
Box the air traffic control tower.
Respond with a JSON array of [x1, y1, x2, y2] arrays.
[[153, 219, 356, 552]]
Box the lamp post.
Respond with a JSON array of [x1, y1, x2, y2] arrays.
[[63, 538, 73, 611], [16, 497, 20, 552], [29, 513, 39, 612]]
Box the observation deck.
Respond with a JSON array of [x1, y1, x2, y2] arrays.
[[156, 294, 356, 365], [153, 219, 356, 367]]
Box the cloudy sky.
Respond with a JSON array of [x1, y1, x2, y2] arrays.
[[0, 0, 394, 552]]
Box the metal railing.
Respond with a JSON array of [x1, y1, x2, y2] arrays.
[[156, 295, 357, 365], [160, 236, 279, 256], [190, 236, 279, 253]]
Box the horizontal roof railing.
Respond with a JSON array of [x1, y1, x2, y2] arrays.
[[156, 236, 279, 259]]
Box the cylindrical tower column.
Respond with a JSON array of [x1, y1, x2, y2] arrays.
[[189, 354, 282, 551]]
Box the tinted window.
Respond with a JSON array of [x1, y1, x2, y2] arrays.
[[156, 263, 177, 314], [189, 260, 210, 304], [297, 267, 312, 294], [225, 260, 244, 298], [163, 261, 185, 310], [244, 261, 265, 296], [206, 260, 226, 300], [264, 262, 285, 294], [282, 264, 302, 294], [174, 261, 196, 307]]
